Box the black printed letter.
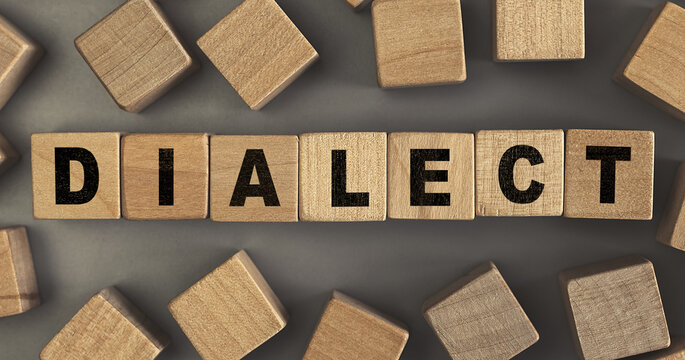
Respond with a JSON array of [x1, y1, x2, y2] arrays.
[[230, 149, 280, 206], [159, 149, 174, 206], [55, 147, 99, 205], [410, 149, 450, 206], [498, 145, 545, 204], [586, 146, 631, 203], [331, 150, 369, 207]]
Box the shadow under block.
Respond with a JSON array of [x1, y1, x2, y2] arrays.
[[0, 15, 42, 110], [299, 132, 387, 222], [0, 227, 39, 317], [372, 0, 466, 88], [41, 287, 169, 360], [75, 0, 196, 113], [422, 262, 539, 360], [388, 132, 474, 220], [658, 163, 685, 251], [197, 0, 318, 110], [122, 133, 208, 220], [614, 2, 685, 122], [564, 129, 654, 219], [494, 0, 585, 61], [32, 133, 121, 219], [0, 131, 18, 175], [303, 291, 409, 360], [210, 135, 298, 222], [632, 336, 685, 359], [168, 250, 287, 360], [476, 130, 564, 216]]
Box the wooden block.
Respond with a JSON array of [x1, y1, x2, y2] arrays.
[[210, 135, 298, 222], [614, 2, 685, 122], [559, 256, 670, 359], [493, 0, 585, 61], [41, 287, 169, 360], [0, 14, 42, 110], [122, 134, 208, 220], [168, 250, 287, 360], [31, 132, 121, 219], [564, 129, 654, 219], [75, 0, 196, 113], [387, 132, 474, 220], [476, 130, 564, 216], [372, 0, 466, 88], [197, 0, 318, 110], [658, 163, 685, 251], [303, 291, 409, 360], [347, 0, 372, 11], [0, 227, 39, 317], [0, 131, 18, 175], [299, 132, 386, 222], [633, 336, 685, 359], [423, 262, 538, 360]]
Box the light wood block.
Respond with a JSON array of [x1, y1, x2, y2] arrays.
[[476, 130, 564, 216], [122, 133, 208, 220], [0, 14, 42, 110], [347, 0, 372, 11], [197, 0, 318, 110], [372, 0, 466, 88], [564, 129, 654, 219], [614, 2, 685, 122], [0, 131, 18, 175], [658, 163, 685, 251], [0, 227, 39, 317], [75, 0, 196, 113], [388, 132, 474, 220], [299, 132, 386, 222], [303, 291, 409, 360], [633, 336, 685, 359], [494, 0, 585, 61], [210, 135, 298, 222], [168, 250, 287, 360], [41, 287, 169, 360], [32, 133, 121, 219], [423, 262, 539, 360], [559, 256, 670, 360]]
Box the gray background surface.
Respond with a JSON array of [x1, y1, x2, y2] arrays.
[[0, 0, 684, 358]]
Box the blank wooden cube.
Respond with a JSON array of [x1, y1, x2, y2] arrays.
[[388, 132, 474, 220], [197, 0, 318, 110], [559, 256, 670, 359], [476, 130, 564, 216], [564, 129, 654, 219], [658, 163, 685, 251], [614, 2, 685, 122], [210, 135, 298, 222], [168, 250, 287, 360], [41, 287, 169, 360], [0, 14, 42, 110], [122, 133, 208, 220], [372, 0, 466, 88], [303, 291, 409, 360], [423, 262, 539, 360], [0, 227, 39, 317], [0, 131, 18, 175], [494, 0, 585, 61], [633, 336, 685, 359], [299, 132, 386, 222], [32, 133, 121, 219], [75, 0, 196, 113]]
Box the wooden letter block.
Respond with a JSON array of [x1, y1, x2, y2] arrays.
[[0, 132, 18, 175], [388, 132, 474, 220], [303, 291, 409, 360], [564, 129, 654, 219], [346, 0, 372, 11], [476, 130, 564, 216], [75, 0, 196, 113], [32, 133, 121, 219], [614, 2, 685, 122], [299, 132, 386, 222], [423, 262, 539, 360], [559, 256, 670, 359], [197, 0, 318, 110], [41, 287, 168, 360], [0, 227, 39, 317], [494, 0, 585, 61], [0, 15, 42, 110], [633, 336, 685, 359], [372, 0, 466, 88], [122, 133, 208, 220], [168, 250, 287, 360], [658, 163, 685, 251]]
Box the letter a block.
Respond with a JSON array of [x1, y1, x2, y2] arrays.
[[564, 129, 654, 219], [658, 163, 685, 251], [32, 133, 121, 219], [0, 227, 39, 317], [0, 14, 42, 110], [299, 132, 386, 222]]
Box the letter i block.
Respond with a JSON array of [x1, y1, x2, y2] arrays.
[[0, 227, 39, 317], [388, 132, 474, 220], [658, 163, 685, 251], [299, 133, 387, 222], [564, 129, 654, 219], [0, 15, 42, 110], [31, 133, 121, 219]]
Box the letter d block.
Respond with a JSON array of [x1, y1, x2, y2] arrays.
[[31, 133, 121, 219]]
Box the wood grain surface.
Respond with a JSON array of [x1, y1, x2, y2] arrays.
[[0, 227, 39, 317], [0, 14, 42, 111]]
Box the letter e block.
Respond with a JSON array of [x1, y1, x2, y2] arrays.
[[658, 163, 685, 251], [0, 227, 39, 317]]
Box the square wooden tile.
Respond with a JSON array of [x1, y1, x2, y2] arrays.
[[0, 131, 18, 175], [564, 129, 654, 219], [632, 336, 685, 359], [0, 15, 42, 110], [658, 162, 685, 251], [388, 132, 474, 220], [0, 227, 39, 317], [168, 250, 287, 360]]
